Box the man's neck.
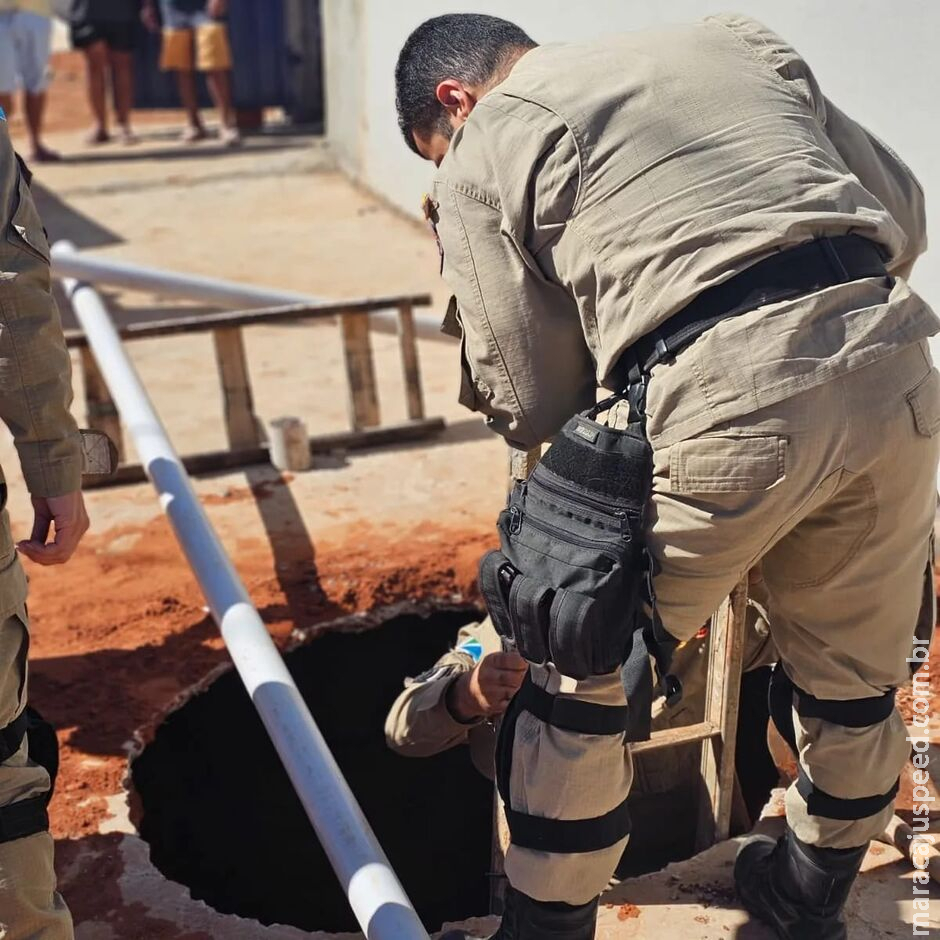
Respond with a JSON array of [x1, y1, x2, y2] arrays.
[[483, 45, 536, 95]]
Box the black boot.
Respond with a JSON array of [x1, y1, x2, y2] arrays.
[[734, 827, 867, 939], [439, 885, 598, 939]]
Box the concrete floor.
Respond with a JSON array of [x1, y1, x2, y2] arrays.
[[70, 795, 933, 938]]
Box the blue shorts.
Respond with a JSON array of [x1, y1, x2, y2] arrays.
[[0, 11, 52, 95], [159, 1, 213, 31]]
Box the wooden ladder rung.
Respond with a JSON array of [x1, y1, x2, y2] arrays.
[[631, 720, 720, 754], [340, 311, 380, 430], [212, 326, 262, 451], [397, 302, 425, 421]]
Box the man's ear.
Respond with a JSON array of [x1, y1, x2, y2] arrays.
[[434, 79, 476, 125]]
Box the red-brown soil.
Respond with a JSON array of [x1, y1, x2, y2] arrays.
[[27, 495, 493, 843]]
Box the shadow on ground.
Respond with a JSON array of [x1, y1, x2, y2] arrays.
[[57, 138, 313, 166]]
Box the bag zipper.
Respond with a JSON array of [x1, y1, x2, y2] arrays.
[[526, 473, 638, 541], [509, 505, 623, 566]]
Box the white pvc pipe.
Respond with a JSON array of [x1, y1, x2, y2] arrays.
[[56, 241, 430, 940], [50, 243, 449, 341]]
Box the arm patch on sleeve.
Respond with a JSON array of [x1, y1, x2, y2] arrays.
[[455, 637, 484, 663]]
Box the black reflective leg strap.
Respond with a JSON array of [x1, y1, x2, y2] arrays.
[[0, 711, 27, 764], [0, 708, 57, 843], [794, 685, 896, 727], [796, 768, 899, 821], [0, 796, 49, 844], [772, 668, 900, 821], [619, 605, 681, 742], [768, 664, 798, 754], [619, 622, 653, 742], [497, 682, 632, 855], [516, 674, 630, 736], [503, 797, 632, 855], [25, 707, 59, 800], [769, 666, 897, 741]]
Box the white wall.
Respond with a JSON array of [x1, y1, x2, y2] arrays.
[[320, 0, 367, 178], [323, 0, 940, 327]]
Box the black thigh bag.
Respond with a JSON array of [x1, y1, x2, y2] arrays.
[[479, 408, 677, 741]]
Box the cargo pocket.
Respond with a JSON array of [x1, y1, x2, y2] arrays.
[[6, 170, 50, 264], [0, 604, 29, 730], [670, 435, 787, 494], [906, 368, 940, 437]]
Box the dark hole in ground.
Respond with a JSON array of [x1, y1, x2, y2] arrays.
[[133, 607, 778, 931], [132, 607, 493, 934]]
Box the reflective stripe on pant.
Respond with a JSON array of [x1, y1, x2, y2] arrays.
[[500, 664, 633, 905], [0, 529, 72, 939], [501, 339, 940, 902]]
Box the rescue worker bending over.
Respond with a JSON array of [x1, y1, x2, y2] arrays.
[[395, 13, 938, 940]]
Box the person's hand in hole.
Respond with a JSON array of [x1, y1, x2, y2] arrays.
[[446, 650, 528, 721]]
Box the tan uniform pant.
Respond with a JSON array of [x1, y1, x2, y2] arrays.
[[0, 511, 71, 939], [503, 341, 940, 905]]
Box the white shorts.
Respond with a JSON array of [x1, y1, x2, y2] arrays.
[[0, 11, 52, 95]]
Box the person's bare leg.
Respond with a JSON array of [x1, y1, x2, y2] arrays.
[[175, 68, 205, 141], [83, 40, 110, 143], [24, 90, 58, 161], [205, 69, 239, 144], [109, 49, 135, 143]]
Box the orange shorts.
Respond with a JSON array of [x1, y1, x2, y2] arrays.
[[160, 21, 231, 72]]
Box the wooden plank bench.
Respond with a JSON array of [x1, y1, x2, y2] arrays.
[[66, 294, 444, 487]]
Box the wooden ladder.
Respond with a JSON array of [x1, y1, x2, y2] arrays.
[[70, 295, 445, 486]]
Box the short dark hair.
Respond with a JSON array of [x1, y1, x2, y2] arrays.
[[395, 14, 536, 154]]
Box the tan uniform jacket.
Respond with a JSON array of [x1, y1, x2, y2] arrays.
[[385, 605, 775, 787], [0, 120, 83, 611], [431, 14, 936, 452], [385, 618, 504, 779]]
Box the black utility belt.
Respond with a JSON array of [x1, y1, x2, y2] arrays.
[[623, 234, 889, 381]]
